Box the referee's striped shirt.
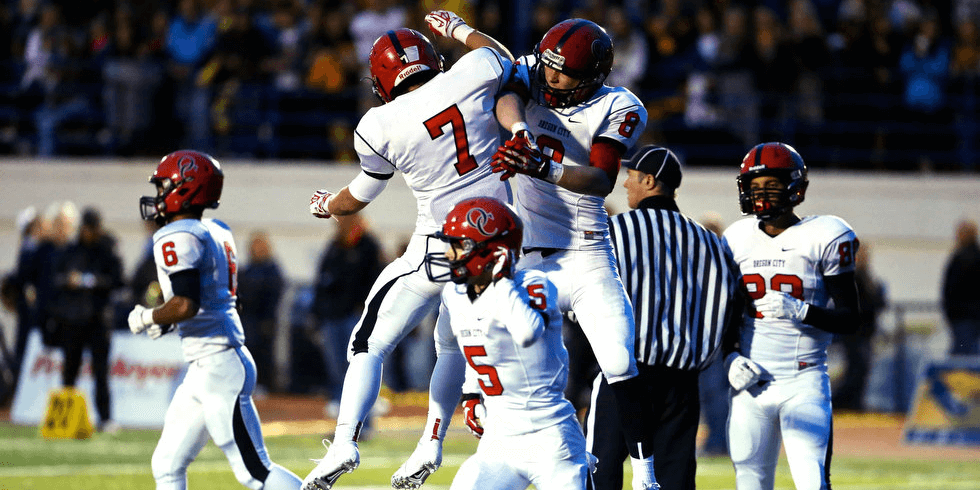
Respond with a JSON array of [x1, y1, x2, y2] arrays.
[[608, 195, 742, 371]]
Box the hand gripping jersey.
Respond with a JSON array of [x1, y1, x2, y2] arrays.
[[511, 55, 648, 250], [153, 218, 244, 361], [354, 47, 517, 235], [723, 215, 858, 378], [435, 269, 577, 436]]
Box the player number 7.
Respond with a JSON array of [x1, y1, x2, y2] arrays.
[[424, 105, 478, 176]]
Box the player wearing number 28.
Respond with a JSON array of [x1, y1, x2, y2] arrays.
[[303, 27, 530, 490], [129, 150, 302, 490], [722, 142, 861, 490]]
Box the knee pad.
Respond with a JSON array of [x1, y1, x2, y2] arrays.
[[151, 450, 188, 490]]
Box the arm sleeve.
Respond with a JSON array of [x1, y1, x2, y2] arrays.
[[169, 268, 201, 305], [803, 272, 861, 334], [491, 276, 546, 347]]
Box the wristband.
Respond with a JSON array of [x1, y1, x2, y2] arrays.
[[545, 162, 564, 184], [142, 308, 155, 327], [510, 122, 531, 137], [452, 24, 475, 44]]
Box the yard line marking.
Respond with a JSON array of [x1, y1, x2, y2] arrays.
[[0, 455, 471, 478]]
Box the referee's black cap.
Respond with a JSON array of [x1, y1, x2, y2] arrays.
[[622, 145, 682, 189]]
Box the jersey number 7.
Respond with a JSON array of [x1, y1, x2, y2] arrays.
[[424, 105, 478, 176]]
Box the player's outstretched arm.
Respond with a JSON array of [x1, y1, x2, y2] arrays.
[[425, 10, 514, 60]]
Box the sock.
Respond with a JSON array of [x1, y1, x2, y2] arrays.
[[335, 351, 383, 443], [608, 376, 655, 458]]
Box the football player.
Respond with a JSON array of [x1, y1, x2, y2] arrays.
[[128, 150, 302, 490], [303, 28, 531, 490], [722, 142, 860, 490], [424, 11, 658, 490], [391, 197, 594, 490]]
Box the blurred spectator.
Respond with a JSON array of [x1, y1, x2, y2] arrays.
[[36, 201, 79, 347], [950, 18, 980, 170], [749, 5, 799, 142], [102, 5, 165, 155], [238, 230, 285, 393], [898, 12, 953, 170], [832, 242, 887, 411], [166, 0, 218, 150], [605, 6, 648, 95], [50, 207, 123, 432], [305, 2, 357, 94], [203, 3, 273, 155], [312, 214, 383, 411], [0, 206, 41, 382], [349, 0, 406, 112], [941, 219, 980, 355], [130, 220, 163, 309], [786, 0, 832, 155]]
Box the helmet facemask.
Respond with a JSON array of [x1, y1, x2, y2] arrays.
[[738, 170, 808, 221], [425, 234, 494, 284], [531, 48, 607, 108]]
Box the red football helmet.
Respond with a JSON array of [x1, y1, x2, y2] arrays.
[[426, 197, 523, 284], [369, 28, 444, 103], [140, 150, 224, 224], [737, 142, 808, 220], [532, 19, 614, 108]]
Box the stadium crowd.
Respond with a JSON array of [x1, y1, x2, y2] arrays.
[[0, 0, 978, 170]]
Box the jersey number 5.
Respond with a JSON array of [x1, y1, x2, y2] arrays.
[[463, 345, 503, 396], [424, 105, 477, 176]]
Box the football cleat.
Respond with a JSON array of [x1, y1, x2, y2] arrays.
[[302, 439, 359, 490], [391, 439, 443, 489]]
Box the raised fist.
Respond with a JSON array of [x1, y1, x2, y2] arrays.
[[309, 189, 334, 219], [424, 10, 469, 40]]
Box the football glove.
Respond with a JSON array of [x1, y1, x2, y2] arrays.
[[128, 304, 155, 334], [391, 438, 443, 489], [147, 323, 174, 339], [491, 246, 515, 282], [309, 189, 334, 219], [754, 290, 809, 322], [491, 138, 562, 183], [424, 10, 474, 43], [725, 352, 763, 391], [460, 393, 485, 438]]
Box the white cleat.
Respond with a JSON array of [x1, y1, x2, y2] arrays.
[[391, 439, 442, 489], [302, 439, 359, 490]]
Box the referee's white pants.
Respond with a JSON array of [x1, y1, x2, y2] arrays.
[[520, 247, 637, 383]]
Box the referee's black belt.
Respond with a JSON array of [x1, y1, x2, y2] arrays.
[[523, 247, 560, 258]]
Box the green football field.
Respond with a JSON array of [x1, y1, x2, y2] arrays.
[[2, 421, 980, 490]]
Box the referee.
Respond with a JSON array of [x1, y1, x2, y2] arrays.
[[585, 145, 744, 490]]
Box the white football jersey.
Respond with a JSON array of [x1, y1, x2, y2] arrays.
[[153, 218, 244, 362], [723, 215, 858, 377], [511, 56, 648, 249], [354, 47, 515, 235], [435, 269, 576, 436]]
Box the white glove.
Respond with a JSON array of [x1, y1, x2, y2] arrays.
[[128, 305, 155, 334], [491, 246, 515, 282], [391, 438, 443, 489], [754, 290, 809, 322], [424, 10, 474, 43], [725, 352, 763, 391], [146, 323, 173, 340], [309, 189, 334, 219]]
